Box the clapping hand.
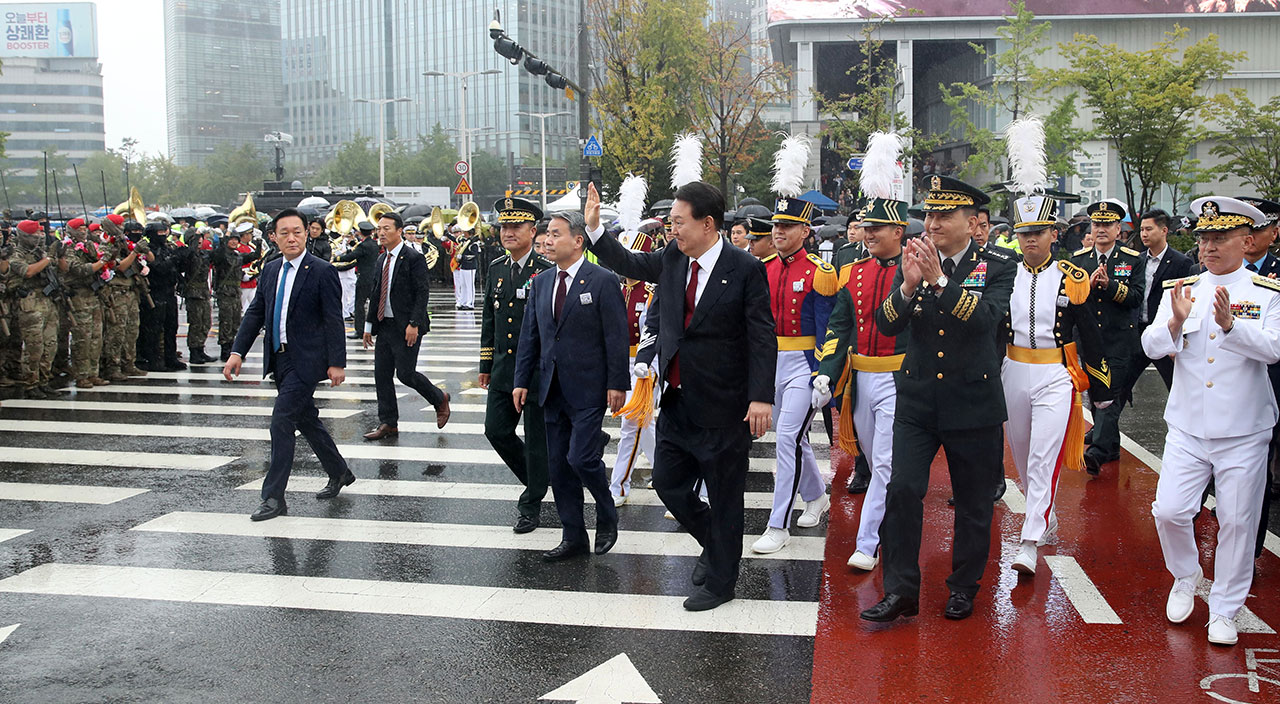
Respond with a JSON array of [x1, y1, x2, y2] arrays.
[[900, 239, 924, 294], [1090, 264, 1109, 290], [1212, 285, 1234, 332], [1169, 280, 1194, 324]]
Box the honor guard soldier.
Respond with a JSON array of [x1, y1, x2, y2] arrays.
[[453, 221, 480, 310], [610, 221, 661, 505], [1071, 199, 1146, 475], [812, 193, 908, 572], [481, 198, 553, 534], [743, 216, 777, 261], [750, 193, 838, 555], [7, 220, 61, 398], [1144, 196, 1280, 646], [861, 175, 1016, 623], [1000, 192, 1114, 577], [60, 217, 110, 388]]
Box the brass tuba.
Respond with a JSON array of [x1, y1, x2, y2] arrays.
[[329, 199, 368, 236], [229, 192, 257, 226], [455, 201, 480, 232], [427, 206, 445, 239], [113, 186, 146, 224], [367, 202, 393, 223]]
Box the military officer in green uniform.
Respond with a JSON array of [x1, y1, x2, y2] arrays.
[[8, 220, 61, 398], [480, 197, 553, 534], [1070, 199, 1146, 475], [861, 176, 1017, 624], [59, 217, 109, 388]]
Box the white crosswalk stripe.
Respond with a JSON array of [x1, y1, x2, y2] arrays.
[[1043, 556, 1122, 624], [1, 399, 359, 419], [0, 482, 149, 505], [65, 383, 397, 401], [0, 529, 31, 543], [0, 447, 233, 471]]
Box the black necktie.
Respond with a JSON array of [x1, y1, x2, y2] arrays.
[[1248, 261, 1259, 273], [1098, 253, 1108, 269], [942, 258, 956, 277]]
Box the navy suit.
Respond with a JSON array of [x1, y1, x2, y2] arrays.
[[514, 258, 630, 545], [232, 253, 350, 501]]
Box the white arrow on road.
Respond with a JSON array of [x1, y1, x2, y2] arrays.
[[540, 653, 661, 704], [0, 623, 18, 645]]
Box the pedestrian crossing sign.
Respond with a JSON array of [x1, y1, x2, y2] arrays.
[[454, 177, 473, 196]]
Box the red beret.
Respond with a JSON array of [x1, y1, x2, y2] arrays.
[[88, 223, 101, 232], [16, 219, 40, 234], [106, 214, 125, 226], [67, 217, 86, 229]]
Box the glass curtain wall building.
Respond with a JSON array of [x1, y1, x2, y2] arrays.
[[164, 0, 285, 167], [282, 0, 581, 174]]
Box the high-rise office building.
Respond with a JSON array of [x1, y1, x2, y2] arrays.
[[0, 3, 105, 174], [281, 0, 581, 173], [164, 0, 284, 167]]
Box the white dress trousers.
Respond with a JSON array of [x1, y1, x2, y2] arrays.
[[768, 349, 825, 530], [852, 369, 896, 555]]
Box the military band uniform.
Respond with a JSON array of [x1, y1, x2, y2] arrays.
[[480, 230, 552, 528], [454, 236, 479, 309], [610, 279, 659, 502], [332, 228, 379, 337], [1070, 203, 1146, 472]]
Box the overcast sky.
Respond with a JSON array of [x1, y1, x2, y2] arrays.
[[98, 0, 167, 157]]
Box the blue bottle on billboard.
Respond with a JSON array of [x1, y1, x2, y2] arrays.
[[57, 9, 74, 56]]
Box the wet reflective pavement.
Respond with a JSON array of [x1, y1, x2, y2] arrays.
[[0, 295, 1277, 702]]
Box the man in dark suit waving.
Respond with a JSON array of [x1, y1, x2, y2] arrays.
[[362, 211, 451, 439], [513, 210, 630, 563], [584, 181, 777, 611], [223, 208, 353, 521]]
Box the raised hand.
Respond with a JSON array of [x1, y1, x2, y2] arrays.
[[1169, 280, 1194, 324], [1212, 285, 1234, 331]]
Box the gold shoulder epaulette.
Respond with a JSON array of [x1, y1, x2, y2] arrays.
[[1252, 274, 1280, 293], [811, 253, 839, 296], [760, 253, 778, 263], [1073, 247, 1093, 257], [645, 282, 657, 294], [1058, 260, 1090, 304], [851, 255, 873, 266], [1120, 246, 1141, 257], [1162, 275, 1199, 289]]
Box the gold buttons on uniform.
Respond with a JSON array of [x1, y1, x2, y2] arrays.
[[507, 348, 513, 354], [1206, 381, 1214, 388], [507, 334, 512, 339], [1208, 357, 1214, 363], [1210, 333, 1217, 340], [937, 373, 944, 379], [937, 351, 944, 358], [938, 330, 945, 336], [507, 318, 513, 323]]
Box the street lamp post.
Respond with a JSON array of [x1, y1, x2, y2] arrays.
[[515, 111, 570, 209], [424, 69, 502, 189], [352, 97, 410, 192]]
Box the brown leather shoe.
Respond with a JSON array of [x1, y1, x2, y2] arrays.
[[435, 392, 452, 429], [363, 424, 399, 441]]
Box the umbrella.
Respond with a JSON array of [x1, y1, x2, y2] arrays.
[[147, 211, 174, 224], [297, 204, 324, 219], [355, 196, 393, 213], [193, 206, 217, 218], [402, 203, 434, 219], [169, 207, 197, 219], [298, 196, 330, 209], [799, 190, 840, 212]]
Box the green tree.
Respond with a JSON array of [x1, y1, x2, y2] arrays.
[[317, 134, 378, 187], [470, 150, 508, 203], [690, 19, 792, 197], [1054, 25, 1242, 217], [386, 124, 461, 188], [588, 0, 709, 199], [1207, 90, 1280, 201], [940, 1, 1087, 182], [187, 143, 271, 205], [735, 128, 784, 205]]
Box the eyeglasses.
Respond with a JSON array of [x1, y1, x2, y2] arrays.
[[1194, 232, 1246, 247]]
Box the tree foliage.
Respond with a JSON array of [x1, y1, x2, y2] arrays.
[[1207, 90, 1280, 201], [1054, 25, 1242, 217]]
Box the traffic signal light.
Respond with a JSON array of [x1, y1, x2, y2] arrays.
[[494, 36, 523, 64], [545, 73, 568, 90], [523, 55, 550, 76]]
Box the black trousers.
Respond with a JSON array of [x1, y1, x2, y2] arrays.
[[353, 280, 373, 335], [263, 350, 349, 500], [543, 383, 618, 545], [138, 296, 161, 363], [1086, 351, 1132, 459], [652, 391, 752, 596], [881, 415, 1004, 601], [485, 388, 549, 518], [373, 317, 445, 426]]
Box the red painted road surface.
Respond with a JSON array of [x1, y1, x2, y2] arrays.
[[812, 437, 1280, 703]]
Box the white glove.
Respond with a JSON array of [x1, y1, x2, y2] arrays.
[[632, 362, 650, 378], [811, 375, 832, 409]]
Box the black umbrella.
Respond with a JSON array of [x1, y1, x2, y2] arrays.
[[402, 203, 434, 219]]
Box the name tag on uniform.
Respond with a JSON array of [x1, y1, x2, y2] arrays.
[[635, 302, 645, 312], [793, 280, 804, 292], [1057, 295, 1070, 307], [516, 289, 527, 299], [580, 292, 593, 305], [1231, 300, 1262, 319]]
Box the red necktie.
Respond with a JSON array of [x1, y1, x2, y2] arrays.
[[669, 260, 700, 388], [377, 253, 391, 321], [554, 270, 569, 322]]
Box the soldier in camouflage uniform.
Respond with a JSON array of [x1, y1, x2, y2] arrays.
[[0, 238, 13, 389], [59, 217, 109, 388], [8, 220, 61, 398], [100, 218, 149, 380], [183, 225, 216, 364], [211, 222, 257, 362]]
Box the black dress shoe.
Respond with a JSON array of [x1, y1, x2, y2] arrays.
[[944, 591, 975, 620], [542, 541, 589, 562], [947, 495, 956, 507], [594, 525, 618, 555], [846, 470, 871, 494], [683, 587, 734, 611], [691, 553, 709, 586], [251, 497, 287, 521], [993, 479, 1007, 502], [860, 593, 919, 622], [513, 515, 539, 534], [164, 360, 187, 371], [1083, 451, 1104, 477], [315, 471, 356, 499]]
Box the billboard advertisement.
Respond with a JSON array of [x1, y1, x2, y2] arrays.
[[767, 0, 1280, 21], [0, 3, 97, 58]]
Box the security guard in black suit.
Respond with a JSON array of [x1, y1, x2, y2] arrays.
[[861, 175, 1016, 624], [480, 198, 553, 533], [333, 221, 380, 339], [1069, 200, 1146, 475]]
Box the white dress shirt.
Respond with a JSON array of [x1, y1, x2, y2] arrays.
[[277, 251, 306, 345], [365, 241, 403, 333], [1142, 245, 1166, 323], [554, 254, 587, 302]]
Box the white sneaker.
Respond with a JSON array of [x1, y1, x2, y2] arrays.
[[795, 493, 831, 528], [1166, 567, 1202, 624], [613, 493, 628, 507], [847, 550, 878, 571], [751, 527, 791, 554], [1012, 541, 1037, 576], [1207, 614, 1238, 646], [1037, 513, 1059, 547]]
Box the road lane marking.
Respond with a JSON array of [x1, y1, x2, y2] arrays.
[[1001, 479, 1026, 514], [0, 482, 149, 505], [233, 477, 800, 511], [0, 529, 31, 543], [133, 511, 826, 562], [0, 623, 16, 645], [0, 564, 819, 637], [0, 447, 232, 471], [138, 371, 471, 386], [0, 399, 359, 419], [65, 384, 396, 401], [1043, 556, 1122, 624], [1195, 577, 1275, 634]]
